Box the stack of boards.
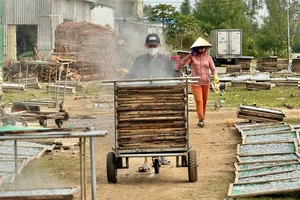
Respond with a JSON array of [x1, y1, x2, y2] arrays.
[[228, 122, 300, 198]]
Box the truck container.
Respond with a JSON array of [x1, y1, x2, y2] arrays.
[[210, 29, 242, 66]]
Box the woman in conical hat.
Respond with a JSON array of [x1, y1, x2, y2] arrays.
[[180, 37, 219, 127]]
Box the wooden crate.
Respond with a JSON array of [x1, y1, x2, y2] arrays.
[[115, 81, 188, 153]]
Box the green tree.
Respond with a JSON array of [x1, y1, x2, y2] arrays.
[[180, 0, 191, 15], [193, 0, 256, 57], [166, 13, 204, 50], [255, 0, 288, 57], [289, 0, 300, 54], [148, 4, 179, 29], [143, 4, 152, 17], [193, 0, 252, 35]]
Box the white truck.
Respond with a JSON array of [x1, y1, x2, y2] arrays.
[[209, 29, 242, 66]]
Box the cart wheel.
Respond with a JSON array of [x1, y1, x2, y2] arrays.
[[188, 150, 198, 182], [2, 118, 15, 126], [39, 119, 48, 128], [22, 121, 28, 127], [28, 106, 40, 112], [55, 119, 63, 128], [106, 152, 117, 184], [63, 112, 70, 121], [0, 108, 7, 126], [11, 102, 29, 113], [7, 117, 16, 126], [153, 159, 160, 174], [0, 108, 5, 116]]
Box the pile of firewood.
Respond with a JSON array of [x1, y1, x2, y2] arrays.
[[51, 21, 118, 80], [3, 59, 76, 83]]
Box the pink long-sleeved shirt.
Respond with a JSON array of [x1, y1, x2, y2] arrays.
[[181, 53, 217, 86]]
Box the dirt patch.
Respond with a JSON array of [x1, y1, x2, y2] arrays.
[[12, 94, 299, 200]]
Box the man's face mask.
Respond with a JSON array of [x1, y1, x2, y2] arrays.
[[148, 47, 159, 56], [147, 44, 159, 56]]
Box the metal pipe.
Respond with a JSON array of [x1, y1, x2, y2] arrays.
[[56, 64, 62, 107], [79, 138, 83, 200], [14, 140, 17, 190], [90, 137, 97, 200], [101, 77, 200, 83], [83, 138, 87, 200], [287, 0, 291, 72]]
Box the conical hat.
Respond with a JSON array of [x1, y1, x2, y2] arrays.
[[190, 37, 212, 49]]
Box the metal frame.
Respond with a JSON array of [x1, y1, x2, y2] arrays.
[[102, 77, 198, 164], [0, 127, 107, 200]]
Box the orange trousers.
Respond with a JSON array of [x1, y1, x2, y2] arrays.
[[191, 84, 210, 120]]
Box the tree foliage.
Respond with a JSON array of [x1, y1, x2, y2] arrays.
[[180, 0, 191, 15], [148, 4, 179, 29], [142, 0, 300, 59], [143, 4, 152, 17], [166, 14, 204, 50]]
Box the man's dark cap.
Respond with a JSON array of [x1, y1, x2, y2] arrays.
[[145, 33, 160, 46]]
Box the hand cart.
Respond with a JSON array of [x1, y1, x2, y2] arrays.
[[8, 60, 70, 128], [102, 78, 198, 183]]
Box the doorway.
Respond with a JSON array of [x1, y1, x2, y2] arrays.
[[16, 25, 38, 59]]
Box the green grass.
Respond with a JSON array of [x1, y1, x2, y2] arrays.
[[209, 86, 300, 109]]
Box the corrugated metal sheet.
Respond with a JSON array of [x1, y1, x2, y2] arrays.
[[3, 0, 94, 59], [91, 5, 114, 28], [5, 0, 38, 24], [37, 0, 52, 50]]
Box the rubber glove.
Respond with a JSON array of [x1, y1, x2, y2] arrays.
[[213, 74, 219, 84]]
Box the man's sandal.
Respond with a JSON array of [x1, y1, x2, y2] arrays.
[[160, 157, 170, 165], [138, 164, 150, 172]]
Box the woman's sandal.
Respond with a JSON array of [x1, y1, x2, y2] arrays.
[[138, 164, 150, 172]]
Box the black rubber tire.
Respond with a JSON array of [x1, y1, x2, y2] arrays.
[[11, 103, 29, 113], [55, 119, 63, 128], [153, 159, 160, 174], [106, 152, 117, 184], [28, 106, 40, 112], [39, 119, 44, 126], [63, 112, 70, 121], [39, 119, 48, 128], [188, 150, 198, 182]]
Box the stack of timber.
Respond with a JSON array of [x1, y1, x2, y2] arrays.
[[292, 59, 300, 73], [2, 83, 25, 93], [12, 77, 41, 89], [52, 21, 117, 80], [115, 81, 188, 152], [256, 57, 278, 72], [55, 80, 82, 91], [277, 59, 288, 71], [226, 65, 242, 73], [237, 104, 285, 122], [246, 82, 274, 90], [237, 58, 252, 71], [47, 85, 76, 94]]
